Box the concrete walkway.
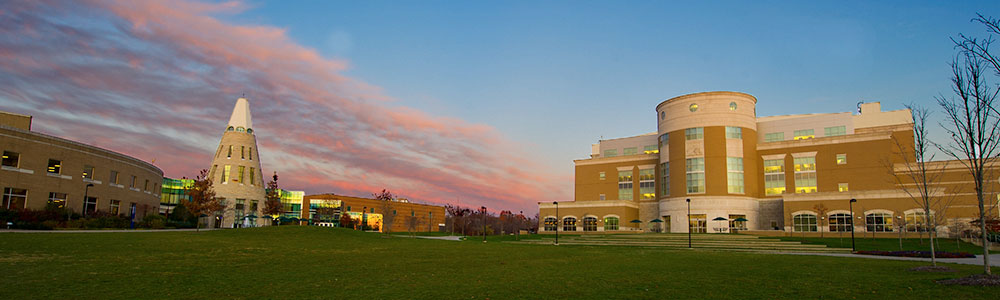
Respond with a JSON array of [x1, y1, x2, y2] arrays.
[[0, 228, 219, 233], [787, 252, 1000, 266], [394, 235, 464, 241]]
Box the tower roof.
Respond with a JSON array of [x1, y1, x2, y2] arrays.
[[227, 97, 253, 130]]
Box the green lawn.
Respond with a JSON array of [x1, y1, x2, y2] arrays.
[[766, 235, 985, 254], [0, 226, 995, 299]]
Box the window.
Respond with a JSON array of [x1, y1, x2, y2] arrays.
[[794, 157, 817, 193], [727, 157, 744, 194], [836, 154, 847, 165], [82, 165, 94, 180], [643, 145, 658, 154], [905, 210, 934, 232], [623, 147, 638, 156], [793, 129, 815, 140], [838, 183, 849, 192], [236, 127, 245, 132], [544, 217, 558, 231], [222, 165, 231, 183], [729, 214, 747, 231], [110, 170, 119, 184], [3, 188, 27, 210], [686, 158, 705, 193], [110, 200, 120, 215], [639, 169, 655, 200], [689, 214, 706, 233], [658, 133, 669, 149], [249, 168, 255, 186], [599, 171, 605, 180], [764, 132, 784, 142], [47, 159, 61, 174], [227, 145, 233, 158], [599, 194, 605, 200], [47, 192, 67, 209], [249, 147, 253, 160], [2, 151, 19, 168], [215, 145, 223, 158], [829, 213, 853, 232], [241, 146, 246, 159], [84, 197, 97, 215], [563, 217, 577, 231], [604, 217, 619, 231], [729, 102, 738, 111], [764, 159, 785, 195], [227, 126, 234, 131], [685, 127, 703, 140], [238, 166, 245, 184], [604, 149, 618, 157], [660, 111, 665, 120], [866, 213, 894, 232], [618, 170, 633, 200], [824, 126, 846, 137], [726, 126, 742, 139], [689, 103, 698, 112], [793, 214, 818, 232], [660, 162, 670, 197], [235, 199, 246, 217], [130, 175, 137, 188], [144, 179, 149, 191], [583, 217, 598, 231]]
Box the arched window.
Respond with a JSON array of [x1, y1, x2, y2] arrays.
[[246, 128, 253, 134], [866, 213, 893, 232], [828, 213, 853, 232], [563, 217, 577, 231], [604, 217, 619, 231], [543, 217, 557, 231], [904, 210, 933, 232], [582, 217, 598, 231], [236, 127, 245, 132], [792, 214, 817, 232], [226, 126, 235, 131]]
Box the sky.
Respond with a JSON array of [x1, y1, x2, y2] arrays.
[[1, 0, 998, 213]]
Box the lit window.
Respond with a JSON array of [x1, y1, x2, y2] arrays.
[[793, 214, 818, 232], [829, 214, 853, 232], [794, 157, 817, 193], [764, 159, 785, 195], [236, 127, 245, 132], [47, 159, 61, 174], [83, 165, 95, 180], [639, 168, 655, 199], [110, 170, 119, 184], [249, 168, 255, 186], [726, 126, 742, 139], [905, 211, 934, 232], [623, 147, 638, 156], [544, 217, 558, 231], [110, 200, 120, 215], [824, 126, 846, 137], [238, 166, 245, 184], [604, 217, 619, 231], [618, 170, 633, 200], [689, 103, 698, 112], [727, 157, 744, 194], [764, 132, 784, 142], [729, 102, 737, 111], [689, 214, 706, 233], [837, 154, 847, 165], [84, 197, 97, 215], [1, 151, 19, 168], [658, 133, 669, 150], [866, 213, 894, 232], [685, 128, 704, 140], [582, 217, 598, 231], [661, 162, 670, 197], [686, 158, 705, 193], [3, 188, 28, 210], [793, 129, 815, 140], [838, 183, 849, 192], [599, 171, 605, 180], [604, 149, 618, 157], [563, 217, 577, 231], [643, 145, 658, 154], [222, 165, 231, 183], [47, 192, 67, 209]]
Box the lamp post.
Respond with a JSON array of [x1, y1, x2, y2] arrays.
[[849, 198, 857, 252], [553, 201, 559, 245], [897, 215, 904, 251], [481, 206, 487, 242], [686, 198, 692, 249], [80, 183, 94, 218]]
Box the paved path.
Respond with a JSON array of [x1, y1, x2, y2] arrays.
[[0, 228, 219, 233], [787, 252, 1000, 266], [394, 235, 464, 241]]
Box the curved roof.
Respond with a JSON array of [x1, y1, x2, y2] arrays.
[[227, 97, 253, 130], [655, 91, 757, 111]]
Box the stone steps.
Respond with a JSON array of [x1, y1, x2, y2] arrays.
[[508, 235, 852, 253]]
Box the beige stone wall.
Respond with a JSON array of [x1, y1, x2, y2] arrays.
[[208, 130, 266, 228], [0, 126, 162, 217], [0, 112, 31, 131], [539, 200, 639, 232]]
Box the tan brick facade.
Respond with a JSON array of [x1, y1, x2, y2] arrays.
[[304, 194, 446, 232]]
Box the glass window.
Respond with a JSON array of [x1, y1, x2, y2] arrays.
[[639, 169, 655, 200], [222, 165, 231, 183], [130, 176, 137, 188], [583, 217, 598, 231], [84, 197, 97, 215], [563, 217, 577, 231], [793, 214, 818, 232], [249, 147, 253, 160], [838, 183, 849, 192], [47, 192, 67, 209], [866, 213, 894, 232], [686, 158, 705, 193], [660, 162, 670, 197], [227, 126, 234, 132], [604, 217, 619, 231], [544, 217, 558, 231], [241, 146, 245, 159], [82, 165, 94, 180], [660, 111, 665, 120], [764, 132, 784, 142], [623, 147, 638, 156], [729, 102, 737, 111], [3, 188, 27, 210], [726, 126, 742, 139], [824, 126, 847, 137], [249, 167, 255, 186], [793, 129, 815, 140], [235, 199, 245, 217], [618, 170, 633, 200], [689, 103, 698, 112], [905, 211, 934, 232], [110, 200, 120, 215], [604, 149, 618, 158], [764, 159, 785, 195], [599, 194, 605, 200], [836, 154, 847, 165], [643, 145, 658, 154], [685, 128, 704, 140], [110, 170, 119, 184], [729, 214, 747, 231], [829, 213, 853, 232], [599, 171, 605, 180], [143, 179, 149, 191], [2, 151, 19, 168], [47, 159, 61, 174], [689, 214, 706, 233], [227, 145, 233, 158], [238, 166, 246, 184], [658, 133, 669, 149], [794, 157, 817, 193], [727, 157, 744, 194]]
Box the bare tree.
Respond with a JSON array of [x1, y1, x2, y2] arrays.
[[183, 169, 226, 231], [406, 214, 422, 237], [813, 204, 829, 238], [374, 189, 395, 235], [261, 172, 284, 225], [938, 15, 1000, 274]]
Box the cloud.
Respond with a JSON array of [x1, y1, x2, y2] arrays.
[[0, 0, 566, 212]]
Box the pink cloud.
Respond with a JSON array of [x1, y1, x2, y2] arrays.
[[0, 0, 568, 213]]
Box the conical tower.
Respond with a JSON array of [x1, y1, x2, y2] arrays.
[[207, 97, 266, 228]]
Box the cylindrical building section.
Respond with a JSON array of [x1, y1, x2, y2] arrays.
[[654, 91, 760, 232]]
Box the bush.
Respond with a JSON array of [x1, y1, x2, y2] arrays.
[[142, 214, 166, 229]]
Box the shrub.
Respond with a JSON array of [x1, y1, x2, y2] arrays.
[[142, 214, 167, 229]]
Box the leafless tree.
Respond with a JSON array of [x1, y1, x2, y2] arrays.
[[938, 14, 1000, 274], [374, 189, 395, 235]]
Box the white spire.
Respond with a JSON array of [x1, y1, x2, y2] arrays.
[[227, 97, 253, 130]]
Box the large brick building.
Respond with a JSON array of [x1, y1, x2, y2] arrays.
[[304, 193, 446, 232]]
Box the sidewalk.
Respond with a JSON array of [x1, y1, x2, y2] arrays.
[[0, 228, 219, 233], [787, 252, 1000, 266], [393, 235, 464, 241]]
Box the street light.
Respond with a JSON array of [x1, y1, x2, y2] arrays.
[[553, 201, 559, 245], [849, 198, 857, 252], [686, 198, 692, 248], [80, 183, 94, 219], [481, 206, 487, 242]]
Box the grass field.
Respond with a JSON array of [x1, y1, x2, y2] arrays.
[[765, 235, 985, 254], [0, 226, 995, 299]]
